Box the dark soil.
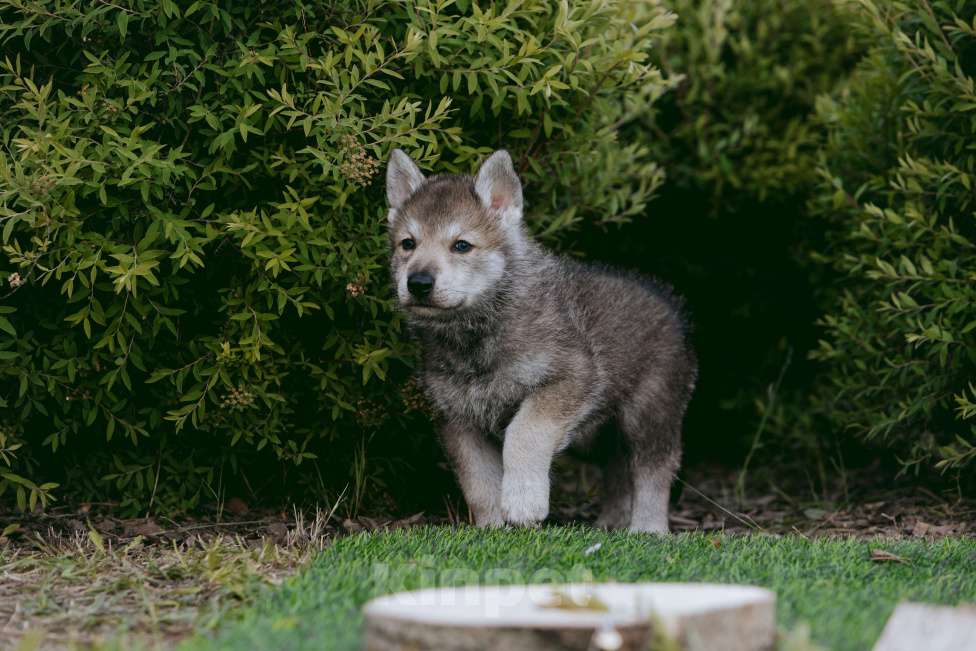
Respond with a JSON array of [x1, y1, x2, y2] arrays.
[[2, 463, 971, 548]]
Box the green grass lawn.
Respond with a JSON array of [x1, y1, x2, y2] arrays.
[[180, 526, 976, 651]]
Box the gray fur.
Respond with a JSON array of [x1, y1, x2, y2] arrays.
[[386, 149, 697, 533]]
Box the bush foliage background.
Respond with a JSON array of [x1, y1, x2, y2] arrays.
[[808, 0, 976, 474], [0, 0, 673, 513], [1, 0, 974, 514], [581, 0, 866, 471]]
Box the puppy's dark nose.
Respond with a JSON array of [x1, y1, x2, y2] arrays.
[[407, 272, 435, 298]]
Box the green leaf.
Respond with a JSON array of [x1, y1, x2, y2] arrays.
[[116, 11, 129, 40]]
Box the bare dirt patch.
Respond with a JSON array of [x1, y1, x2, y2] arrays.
[[548, 462, 975, 538], [0, 510, 333, 650], [668, 468, 974, 538]]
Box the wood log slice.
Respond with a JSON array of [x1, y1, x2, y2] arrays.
[[362, 582, 776, 651], [872, 602, 976, 651]]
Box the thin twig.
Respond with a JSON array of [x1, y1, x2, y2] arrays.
[[674, 476, 766, 533]]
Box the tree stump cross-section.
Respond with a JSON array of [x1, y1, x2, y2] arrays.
[[872, 602, 976, 651], [363, 582, 776, 651]]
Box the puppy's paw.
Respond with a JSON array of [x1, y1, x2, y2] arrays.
[[594, 511, 629, 530], [471, 504, 504, 528], [627, 517, 670, 534], [501, 477, 548, 526]]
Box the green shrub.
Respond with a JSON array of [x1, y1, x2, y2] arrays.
[[589, 0, 864, 466], [646, 0, 863, 213], [810, 0, 976, 473], [0, 0, 674, 513]]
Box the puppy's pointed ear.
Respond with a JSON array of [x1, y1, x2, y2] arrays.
[[474, 150, 523, 226], [386, 149, 425, 217]]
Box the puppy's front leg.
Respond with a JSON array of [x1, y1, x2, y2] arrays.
[[502, 386, 583, 526], [440, 420, 503, 527]]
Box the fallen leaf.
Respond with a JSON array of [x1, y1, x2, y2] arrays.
[[123, 519, 163, 537], [93, 517, 118, 533], [710, 537, 722, 549], [225, 497, 249, 516], [870, 549, 908, 564], [538, 589, 609, 612], [390, 512, 425, 529], [669, 514, 699, 527]]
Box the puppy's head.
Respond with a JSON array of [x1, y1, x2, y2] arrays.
[[385, 149, 523, 318]]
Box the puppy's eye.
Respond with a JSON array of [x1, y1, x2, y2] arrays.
[[400, 238, 416, 251], [452, 240, 473, 253]]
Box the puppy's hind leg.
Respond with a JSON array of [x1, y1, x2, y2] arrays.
[[619, 376, 685, 534], [595, 447, 633, 530], [629, 452, 678, 533]]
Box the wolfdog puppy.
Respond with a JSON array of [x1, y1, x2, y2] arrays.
[[385, 149, 697, 532]]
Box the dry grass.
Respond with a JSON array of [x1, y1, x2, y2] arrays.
[[0, 509, 334, 651]]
